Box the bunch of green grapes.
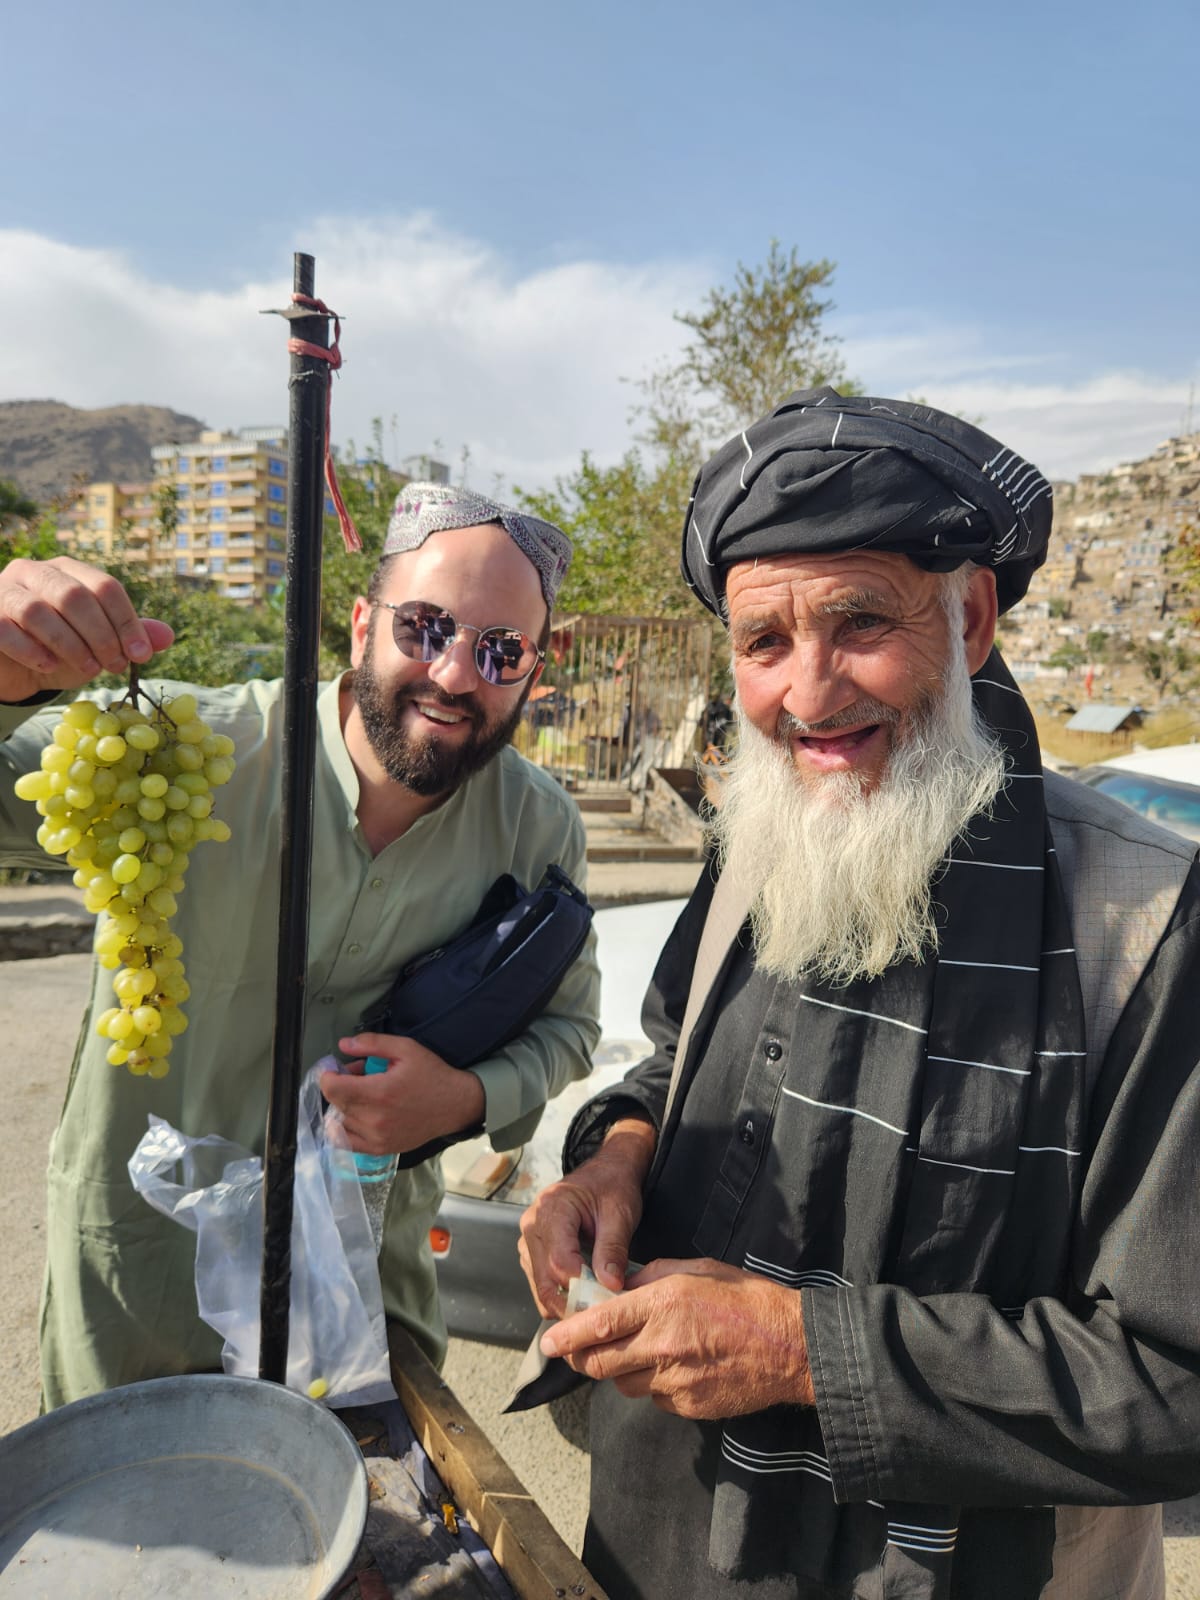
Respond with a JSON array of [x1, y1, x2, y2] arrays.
[[14, 680, 235, 1079]]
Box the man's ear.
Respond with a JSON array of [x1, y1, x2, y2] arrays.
[[349, 595, 372, 669], [962, 566, 998, 674]]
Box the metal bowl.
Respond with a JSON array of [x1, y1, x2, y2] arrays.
[[0, 1374, 367, 1598]]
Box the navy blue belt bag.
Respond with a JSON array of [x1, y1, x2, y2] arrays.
[[361, 864, 594, 1169]]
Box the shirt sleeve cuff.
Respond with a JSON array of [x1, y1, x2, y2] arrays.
[[564, 1090, 660, 1172], [0, 693, 60, 738], [803, 1285, 880, 1504], [470, 1057, 523, 1141], [2, 689, 60, 707]]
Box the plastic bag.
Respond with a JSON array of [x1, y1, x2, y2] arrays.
[[128, 1062, 396, 1409]]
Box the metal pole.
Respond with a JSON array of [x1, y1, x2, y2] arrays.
[[259, 252, 328, 1383]]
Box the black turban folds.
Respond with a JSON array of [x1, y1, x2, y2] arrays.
[[680, 388, 1053, 616]]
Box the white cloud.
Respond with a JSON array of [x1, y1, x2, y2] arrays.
[[0, 218, 706, 494], [840, 314, 1196, 479], [899, 374, 1194, 481], [1, 222, 1194, 497]]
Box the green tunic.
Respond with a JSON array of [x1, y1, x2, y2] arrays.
[[0, 675, 600, 1409]]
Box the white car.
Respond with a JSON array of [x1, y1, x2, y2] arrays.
[[1072, 744, 1200, 844], [433, 898, 687, 1346]]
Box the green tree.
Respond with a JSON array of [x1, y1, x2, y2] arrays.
[[0, 479, 38, 526], [1085, 629, 1110, 659], [1131, 627, 1200, 705], [315, 455, 393, 678], [153, 479, 181, 548], [520, 242, 851, 618], [0, 479, 61, 570], [1047, 641, 1087, 671], [520, 450, 694, 618], [0, 515, 62, 569], [639, 240, 851, 462]]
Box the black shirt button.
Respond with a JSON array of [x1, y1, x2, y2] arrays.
[[765, 1042, 782, 1061], [739, 1118, 755, 1146]]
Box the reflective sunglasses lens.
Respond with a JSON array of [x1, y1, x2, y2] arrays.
[[477, 629, 536, 685], [391, 606, 454, 663]]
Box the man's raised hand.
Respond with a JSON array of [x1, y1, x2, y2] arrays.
[[518, 1116, 656, 1321], [0, 558, 174, 704]]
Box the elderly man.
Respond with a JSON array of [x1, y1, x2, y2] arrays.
[[519, 393, 1200, 1599], [0, 483, 600, 1409]]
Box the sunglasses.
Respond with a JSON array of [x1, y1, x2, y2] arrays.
[[373, 601, 544, 687]]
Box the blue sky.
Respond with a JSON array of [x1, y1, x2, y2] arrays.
[[2, 0, 1196, 485]]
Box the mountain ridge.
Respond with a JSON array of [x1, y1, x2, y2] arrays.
[[0, 400, 208, 503]]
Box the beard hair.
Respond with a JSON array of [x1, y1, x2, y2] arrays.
[[709, 636, 1008, 987], [353, 613, 529, 797]]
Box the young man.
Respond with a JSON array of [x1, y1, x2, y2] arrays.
[[0, 483, 600, 1409]]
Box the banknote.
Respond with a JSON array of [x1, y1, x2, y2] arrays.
[[565, 1262, 616, 1316], [564, 1258, 645, 1315]]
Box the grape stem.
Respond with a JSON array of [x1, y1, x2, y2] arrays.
[[123, 666, 169, 720]]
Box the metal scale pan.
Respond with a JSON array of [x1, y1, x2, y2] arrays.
[[0, 1375, 367, 1598]]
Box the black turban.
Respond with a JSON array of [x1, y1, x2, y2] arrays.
[[680, 388, 1053, 616]]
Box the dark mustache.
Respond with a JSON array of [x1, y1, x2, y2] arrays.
[[399, 680, 483, 728]]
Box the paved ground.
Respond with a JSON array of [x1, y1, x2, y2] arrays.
[[587, 854, 704, 906], [0, 951, 91, 1435], [1, 906, 1198, 1589]]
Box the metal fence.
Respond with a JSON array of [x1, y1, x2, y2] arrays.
[[512, 614, 716, 792]]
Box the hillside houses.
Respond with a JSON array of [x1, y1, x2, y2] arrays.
[[1004, 429, 1200, 711]]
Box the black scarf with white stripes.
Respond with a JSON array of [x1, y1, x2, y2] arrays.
[[703, 649, 1087, 1596]]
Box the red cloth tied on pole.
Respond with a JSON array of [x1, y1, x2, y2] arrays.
[[287, 293, 362, 553]]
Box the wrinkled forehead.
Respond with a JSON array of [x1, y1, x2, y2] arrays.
[[724, 547, 941, 619]]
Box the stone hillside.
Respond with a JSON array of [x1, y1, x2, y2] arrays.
[[0, 400, 207, 505], [1007, 429, 1200, 712]]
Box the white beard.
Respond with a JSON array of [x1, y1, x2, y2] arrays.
[[709, 641, 1007, 987]]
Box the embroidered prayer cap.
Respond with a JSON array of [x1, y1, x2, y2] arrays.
[[383, 482, 572, 610], [681, 388, 1054, 617]]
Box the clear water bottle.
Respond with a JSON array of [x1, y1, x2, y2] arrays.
[[354, 1056, 397, 1252]]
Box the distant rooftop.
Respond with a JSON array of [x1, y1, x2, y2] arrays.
[[1065, 704, 1140, 733], [400, 454, 450, 485], [233, 425, 287, 443], [151, 426, 286, 459]]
